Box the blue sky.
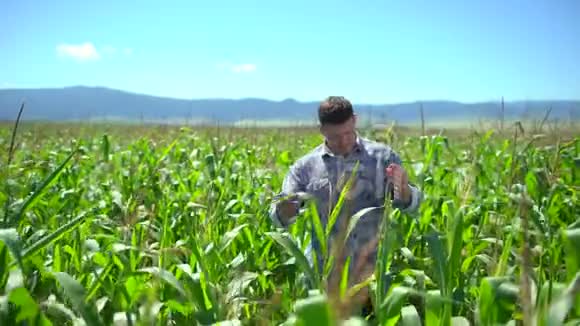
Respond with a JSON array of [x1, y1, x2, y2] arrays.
[[1, 0, 579, 103]]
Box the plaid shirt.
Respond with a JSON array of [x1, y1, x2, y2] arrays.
[[270, 135, 422, 276]]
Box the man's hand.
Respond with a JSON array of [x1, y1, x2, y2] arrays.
[[386, 163, 412, 207], [275, 197, 299, 225]]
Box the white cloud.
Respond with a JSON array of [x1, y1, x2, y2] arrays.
[[231, 63, 257, 73], [56, 43, 133, 61], [56, 42, 100, 61]]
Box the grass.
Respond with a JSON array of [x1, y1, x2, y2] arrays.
[[0, 118, 578, 325]]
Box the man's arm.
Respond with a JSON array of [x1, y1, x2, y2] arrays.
[[269, 161, 306, 228], [401, 183, 422, 213]]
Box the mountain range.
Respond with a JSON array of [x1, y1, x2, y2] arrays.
[[1, 86, 579, 125]]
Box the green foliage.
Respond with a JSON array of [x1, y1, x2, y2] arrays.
[[0, 123, 578, 325]]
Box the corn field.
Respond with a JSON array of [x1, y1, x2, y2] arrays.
[[0, 121, 578, 326]]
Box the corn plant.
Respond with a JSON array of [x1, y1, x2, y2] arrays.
[[0, 119, 578, 325]]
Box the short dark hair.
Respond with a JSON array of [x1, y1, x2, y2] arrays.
[[318, 96, 354, 125]]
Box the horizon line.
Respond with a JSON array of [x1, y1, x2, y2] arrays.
[[1, 84, 580, 105]]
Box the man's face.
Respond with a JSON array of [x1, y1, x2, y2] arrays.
[[320, 115, 357, 156]]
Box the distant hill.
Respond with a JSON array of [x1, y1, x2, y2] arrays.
[[1, 86, 579, 125]]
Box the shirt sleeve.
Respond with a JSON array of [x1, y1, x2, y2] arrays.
[[401, 183, 423, 213], [269, 161, 306, 228], [386, 148, 423, 214]]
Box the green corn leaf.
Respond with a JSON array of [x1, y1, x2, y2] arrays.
[[326, 162, 359, 238], [495, 230, 514, 277], [375, 210, 399, 322], [309, 201, 327, 260], [136, 267, 187, 298], [401, 305, 421, 326], [563, 228, 580, 282], [478, 277, 516, 325], [543, 272, 580, 326], [219, 223, 248, 252], [0, 228, 24, 271], [426, 233, 448, 296], [426, 290, 444, 325], [340, 256, 351, 298], [345, 206, 382, 241], [20, 212, 88, 262], [226, 271, 258, 303], [41, 296, 79, 323], [53, 272, 103, 326], [176, 264, 215, 313], [293, 294, 333, 326], [451, 316, 470, 326], [447, 205, 464, 292], [6, 269, 23, 294], [210, 320, 241, 326], [11, 149, 76, 225], [380, 286, 413, 326], [267, 231, 318, 288], [9, 287, 53, 325]]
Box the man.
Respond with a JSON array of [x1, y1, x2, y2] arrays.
[[269, 96, 422, 310]]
